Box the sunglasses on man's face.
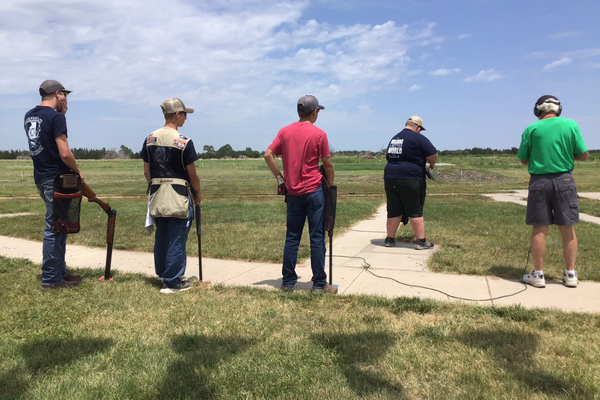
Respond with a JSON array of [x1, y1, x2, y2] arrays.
[[58, 91, 69, 98]]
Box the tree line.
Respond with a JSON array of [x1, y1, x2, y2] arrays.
[[2, 146, 598, 160]]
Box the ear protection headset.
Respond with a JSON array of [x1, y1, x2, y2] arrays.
[[534, 95, 562, 117]]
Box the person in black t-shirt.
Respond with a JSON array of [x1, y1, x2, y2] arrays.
[[24, 80, 84, 290], [383, 116, 438, 250]]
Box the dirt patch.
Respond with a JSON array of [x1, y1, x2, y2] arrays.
[[429, 169, 509, 183]]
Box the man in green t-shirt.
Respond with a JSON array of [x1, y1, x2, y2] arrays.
[[517, 95, 588, 288]]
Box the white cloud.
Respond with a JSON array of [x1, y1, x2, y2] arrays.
[[548, 31, 583, 39], [429, 68, 461, 76], [542, 57, 572, 70], [458, 33, 472, 39], [464, 69, 505, 82], [408, 84, 422, 92], [0, 0, 442, 120]]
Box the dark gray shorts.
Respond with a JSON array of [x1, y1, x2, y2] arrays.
[[384, 178, 426, 218], [526, 172, 579, 226]]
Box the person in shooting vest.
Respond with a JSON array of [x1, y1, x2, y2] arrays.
[[383, 116, 438, 250], [518, 95, 588, 288], [24, 80, 84, 290], [142, 98, 201, 294]]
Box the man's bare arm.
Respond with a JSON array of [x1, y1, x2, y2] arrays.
[[322, 156, 334, 186], [264, 148, 282, 178], [574, 151, 589, 161], [55, 133, 84, 180], [426, 152, 438, 169], [520, 159, 529, 165], [144, 162, 151, 184], [186, 162, 201, 204]]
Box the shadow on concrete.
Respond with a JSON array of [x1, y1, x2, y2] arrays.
[[457, 329, 590, 397], [370, 239, 414, 249], [0, 337, 113, 399], [155, 334, 254, 399], [313, 331, 403, 397], [486, 265, 526, 278]]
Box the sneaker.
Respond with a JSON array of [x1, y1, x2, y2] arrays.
[[384, 237, 396, 247], [563, 270, 578, 288], [522, 270, 546, 288], [42, 280, 81, 290], [414, 239, 434, 250], [280, 284, 295, 292], [63, 274, 82, 281], [160, 281, 191, 294], [311, 284, 338, 294]]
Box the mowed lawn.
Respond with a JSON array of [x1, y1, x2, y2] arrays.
[[2, 156, 600, 399], [1, 257, 600, 400]]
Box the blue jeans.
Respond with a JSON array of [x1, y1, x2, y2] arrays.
[[36, 179, 69, 286], [282, 187, 327, 289], [154, 200, 193, 285]]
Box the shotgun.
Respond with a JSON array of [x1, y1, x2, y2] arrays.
[[82, 182, 117, 280]]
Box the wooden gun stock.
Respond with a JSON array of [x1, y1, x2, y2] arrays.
[[82, 182, 116, 280]]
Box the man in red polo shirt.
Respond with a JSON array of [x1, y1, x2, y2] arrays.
[[264, 95, 336, 293]]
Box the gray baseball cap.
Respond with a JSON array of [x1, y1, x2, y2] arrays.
[[297, 95, 325, 113], [160, 98, 194, 114], [39, 80, 72, 96]]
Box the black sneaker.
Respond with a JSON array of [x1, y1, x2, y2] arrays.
[[280, 284, 295, 292], [160, 281, 191, 294], [384, 237, 396, 247], [63, 274, 82, 281], [42, 280, 81, 290], [414, 239, 434, 250]]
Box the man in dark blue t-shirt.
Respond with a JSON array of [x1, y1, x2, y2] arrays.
[[383, 116, 438, 250], [24, 80, 84, 289]]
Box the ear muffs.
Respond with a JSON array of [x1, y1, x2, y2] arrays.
[[534, 95, 562, 117]]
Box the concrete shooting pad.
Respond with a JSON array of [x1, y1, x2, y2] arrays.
[[1, 193, 600, 313]]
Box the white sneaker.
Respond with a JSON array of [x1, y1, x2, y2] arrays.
[[522, 271, 545, 288], [563, 270, 578, 288]]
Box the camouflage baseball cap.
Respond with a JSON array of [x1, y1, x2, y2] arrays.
[[160, 98, 194, 114]]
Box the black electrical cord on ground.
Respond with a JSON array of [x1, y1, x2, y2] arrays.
[[332, 250, 530, 302]]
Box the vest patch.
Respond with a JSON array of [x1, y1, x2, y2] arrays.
[[147, 136, 157, 144], [173, 139, 186, 149]]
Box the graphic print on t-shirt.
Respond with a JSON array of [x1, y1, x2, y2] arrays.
[[25, 116, 44, 156], [387, 139, 404, 157]]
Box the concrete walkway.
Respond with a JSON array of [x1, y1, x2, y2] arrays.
[[1, 195, 599, 313]]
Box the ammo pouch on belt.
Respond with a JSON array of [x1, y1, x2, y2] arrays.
[[148, 178, 190, 219], [52, 173, 82, 234]]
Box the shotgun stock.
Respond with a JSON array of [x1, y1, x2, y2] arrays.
[[81, 182, 116, 280]]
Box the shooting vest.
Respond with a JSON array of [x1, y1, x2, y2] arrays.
[[145, 127, 192, 219]]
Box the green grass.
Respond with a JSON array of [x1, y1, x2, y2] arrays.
[[416, 195, 600, 281], [1, 257, 600, 399], [580, 198, 600, 218], [1, 156, 599, 276]]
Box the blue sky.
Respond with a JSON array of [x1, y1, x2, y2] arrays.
[[1, 0, 599, 153]]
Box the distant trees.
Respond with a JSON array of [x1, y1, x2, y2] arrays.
[[0, 150, 31, 159], [198, 144, 261, 159]]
